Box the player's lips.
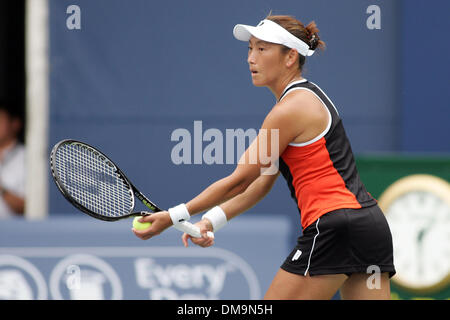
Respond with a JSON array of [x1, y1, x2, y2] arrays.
[[250, 69, 258, 76]]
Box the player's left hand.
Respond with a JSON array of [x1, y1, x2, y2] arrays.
[[181, 219, 215, 248], [132, 211, 172, 240]]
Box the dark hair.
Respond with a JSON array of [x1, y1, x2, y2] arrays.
[[266, 14, 325, 70], [0, 99, 23, 119], [0, 98, 24, 143]]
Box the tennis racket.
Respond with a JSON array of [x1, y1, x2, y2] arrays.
[[50, 139, 211, 238]]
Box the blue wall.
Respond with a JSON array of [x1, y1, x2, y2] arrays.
[[400, 0, 450, 152], [48, 0, 449, 221]]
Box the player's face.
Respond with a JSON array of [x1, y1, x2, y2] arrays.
[[247, 37, 286, 87]]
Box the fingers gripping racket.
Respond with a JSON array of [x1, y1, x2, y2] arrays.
[[50, 139, 210, 238]]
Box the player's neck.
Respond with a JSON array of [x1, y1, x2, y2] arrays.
[[270, 73, 303, 101]]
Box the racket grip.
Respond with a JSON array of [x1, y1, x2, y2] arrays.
[[173, 221, 214, 239]]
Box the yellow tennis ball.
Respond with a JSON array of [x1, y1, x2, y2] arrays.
[[132, 216, 151, 230]]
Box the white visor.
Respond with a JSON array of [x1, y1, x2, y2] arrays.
[[233, 19, 315, 57]]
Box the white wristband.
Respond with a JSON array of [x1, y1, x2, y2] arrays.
[[168, 203, 190, 225], [202, 206, 228, 232]]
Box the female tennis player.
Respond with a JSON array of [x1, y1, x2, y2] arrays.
[[133, 14, 396, 300]]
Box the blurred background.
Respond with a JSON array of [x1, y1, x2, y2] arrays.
[[0, 0, 449, 300]]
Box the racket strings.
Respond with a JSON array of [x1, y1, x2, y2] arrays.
[[54, 143, 133, 217]]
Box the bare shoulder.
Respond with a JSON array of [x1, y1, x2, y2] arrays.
[[269, 89, 327, 124], [278, 89, 325, 116]]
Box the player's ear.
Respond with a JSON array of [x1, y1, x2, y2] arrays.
[[286, 49, 298, 68], [285, 49, 298, 68]]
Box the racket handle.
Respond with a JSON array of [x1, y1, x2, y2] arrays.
[[173, 221, 214, 239]]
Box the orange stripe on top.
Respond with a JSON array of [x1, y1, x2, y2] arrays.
[[281, 137, 362, 229]]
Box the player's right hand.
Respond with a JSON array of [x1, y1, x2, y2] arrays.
[[132, 211, 172, 240]]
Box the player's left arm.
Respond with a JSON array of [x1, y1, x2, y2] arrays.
[[185, 100, 303, 216]]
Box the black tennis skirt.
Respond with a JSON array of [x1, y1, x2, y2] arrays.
[[281, 205, 396, 278]]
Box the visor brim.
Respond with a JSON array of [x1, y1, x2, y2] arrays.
[[233, 24, 254, 41]]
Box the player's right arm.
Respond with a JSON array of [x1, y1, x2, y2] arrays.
[[182, 171, 279, 247]]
